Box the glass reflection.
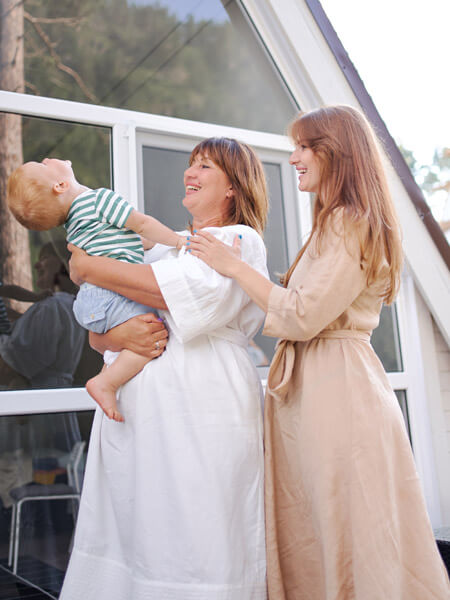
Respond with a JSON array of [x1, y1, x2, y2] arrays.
[[371, 303, 403, 372], [0, 241, 85, 390], [395, 389, 411, 443], [0, 114, 109, 390], [0, 411, 94, 596], [0, 0, 298, 133]]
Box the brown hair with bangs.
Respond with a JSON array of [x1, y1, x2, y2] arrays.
[[189, 137, 268, 235], [7, 164, 67, 231], [283, 105, 403, 304]]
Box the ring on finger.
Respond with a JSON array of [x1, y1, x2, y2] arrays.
[[155, 341, 160, 350]]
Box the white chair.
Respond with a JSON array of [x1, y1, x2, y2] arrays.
[[7, 440, 86, 575]]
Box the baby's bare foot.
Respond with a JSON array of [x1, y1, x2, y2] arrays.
[[86, 374, 124, 423]]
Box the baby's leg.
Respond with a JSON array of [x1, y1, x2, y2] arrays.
[[86, 350, 149, 422]]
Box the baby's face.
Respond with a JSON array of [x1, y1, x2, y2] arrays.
[[23, 158, 74, 185]]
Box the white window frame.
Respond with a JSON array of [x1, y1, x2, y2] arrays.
[[393, 267, 443, 524], [0, 90, 303, 413]]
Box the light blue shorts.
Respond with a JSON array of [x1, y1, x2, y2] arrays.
[[73, 284, 156, 334]]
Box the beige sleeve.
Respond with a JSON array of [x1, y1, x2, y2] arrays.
[[263, 215, 367, 341]]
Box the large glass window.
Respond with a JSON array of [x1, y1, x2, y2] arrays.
[[0, 113, 109, 391], [1, 0, 297, 134]]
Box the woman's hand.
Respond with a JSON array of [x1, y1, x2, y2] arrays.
[[189, 231, 242, 277], [90, 313, 169, 359], [67, 243, 88, 286]]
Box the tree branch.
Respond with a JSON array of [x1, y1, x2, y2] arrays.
[[25, 16, 83, 26], [25, 79, 40, 95], [24, 10, 98, 103]]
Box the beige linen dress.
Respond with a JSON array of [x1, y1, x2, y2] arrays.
[[263, 211, 449, 599]]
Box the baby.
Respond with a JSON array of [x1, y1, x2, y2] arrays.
[[7, 158, 186, 422]]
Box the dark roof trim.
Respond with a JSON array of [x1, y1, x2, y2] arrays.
[[305, 0, 450, 269]]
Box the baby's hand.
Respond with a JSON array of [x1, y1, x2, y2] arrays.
[[141, 236, 155, 250]]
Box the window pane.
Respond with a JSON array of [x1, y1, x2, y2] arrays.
[[0, 114, 109, 391], [142, 147, 192, 230], [371, 303, 403, 372], [1, 0, 297, 134], [0, 411, 94, 596], [142, 146, 290, 365], [253, 162, 289, 364], [395, 389, 411, 444]]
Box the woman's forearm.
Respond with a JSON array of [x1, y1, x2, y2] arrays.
[[188, 230, 275, 312], [75, 254, 168, 309], [230, 260, 275, 313]]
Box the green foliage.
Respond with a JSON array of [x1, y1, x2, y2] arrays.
[[400, 145, 449, 224], [22, 0, 294, 131], [421, 168, 440, 194], [398, 145, 417, 173], [433, 147, 450, 171], [16, 0, 295, 206]]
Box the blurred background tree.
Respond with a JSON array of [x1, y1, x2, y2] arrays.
[[0, 0, 31, 297], [400, 145, 450, 242]]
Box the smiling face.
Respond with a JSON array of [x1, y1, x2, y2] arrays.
[[289, 143, 321, 194], [182, 153, 233, 228]]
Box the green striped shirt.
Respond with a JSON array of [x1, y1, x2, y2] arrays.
[[65, 188, 144, 264]]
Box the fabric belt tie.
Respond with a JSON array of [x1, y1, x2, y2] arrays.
[[267, 329, 370, 403], [208, 328, 248, 348]]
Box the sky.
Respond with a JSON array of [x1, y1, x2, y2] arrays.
[[131, 0, 228, 22], [319, 0, 449, 168]]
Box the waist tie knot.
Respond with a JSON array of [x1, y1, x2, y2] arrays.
[[267, 329, 370, 402]]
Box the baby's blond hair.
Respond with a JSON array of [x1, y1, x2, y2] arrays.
[[7, 164, 67, 231]]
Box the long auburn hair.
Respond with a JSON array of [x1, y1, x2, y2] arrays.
[[283, 105, 403, 304], [189, 137, 268, 235]]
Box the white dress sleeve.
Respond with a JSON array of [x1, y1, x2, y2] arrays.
[[151, 226, 268, 343]]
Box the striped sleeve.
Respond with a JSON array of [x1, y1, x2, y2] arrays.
[[95, 188, 133, 229]]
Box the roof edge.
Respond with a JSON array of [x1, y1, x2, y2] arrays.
[[305, 0, 450, 270]]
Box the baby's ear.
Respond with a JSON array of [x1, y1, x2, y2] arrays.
[[53, 180, 69, 194]]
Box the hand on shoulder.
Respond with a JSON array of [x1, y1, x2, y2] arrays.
[[188, 229, 242, 278]]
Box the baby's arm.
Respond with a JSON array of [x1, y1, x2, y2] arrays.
[[126, 209, 186, 250], [141, 237, 155, 250]]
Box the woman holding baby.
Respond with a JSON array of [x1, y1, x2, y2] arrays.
[[60, 137, 269, 600]]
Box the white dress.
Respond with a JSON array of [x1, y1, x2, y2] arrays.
[[59, 225, 269, 600]]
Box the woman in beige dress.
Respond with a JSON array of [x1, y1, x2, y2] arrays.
[[189, 106, 450, 599]]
